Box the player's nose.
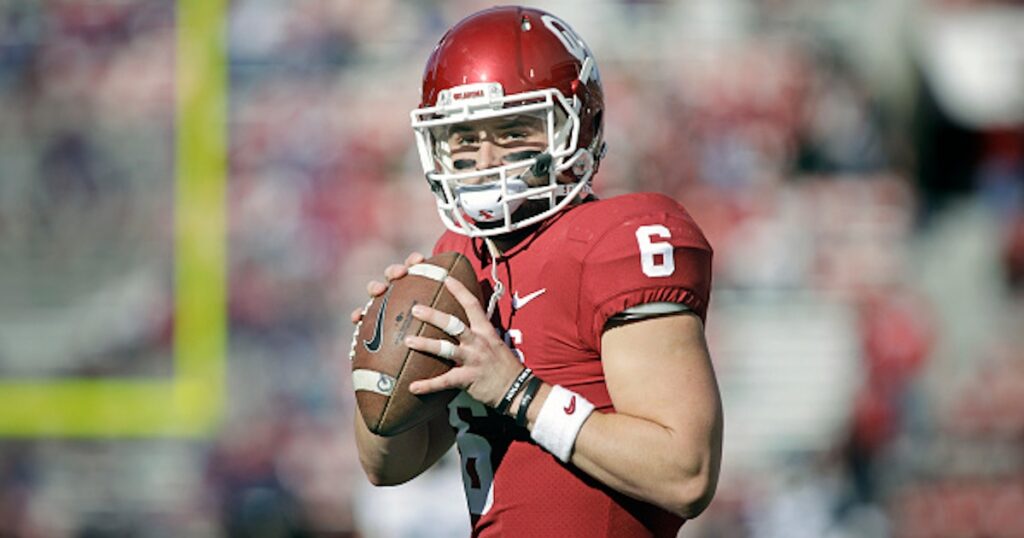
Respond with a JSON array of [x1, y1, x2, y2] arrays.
[[474, 141, 503, 171]]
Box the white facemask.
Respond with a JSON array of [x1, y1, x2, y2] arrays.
[[412, 83, 595, 237]]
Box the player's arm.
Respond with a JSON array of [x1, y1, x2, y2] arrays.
[[534, 311, 723, 517], [354, 410, 455, 486], [350, 252, 456, 486], [559, 206, 721, 516]]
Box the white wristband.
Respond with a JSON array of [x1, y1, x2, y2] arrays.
[[530, 385, 595, 463]]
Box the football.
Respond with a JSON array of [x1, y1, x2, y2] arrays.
[[350, 251, 483, 436]]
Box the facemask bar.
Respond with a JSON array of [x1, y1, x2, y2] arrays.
[[411, 86, 594, 237]]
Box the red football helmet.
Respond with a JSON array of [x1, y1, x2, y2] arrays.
[[411, 6, 605, 237]]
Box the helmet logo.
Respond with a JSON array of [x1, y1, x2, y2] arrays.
[[541, 14, 594, 83], [436, 82, 505, 109], [453, 89, 485, 101]]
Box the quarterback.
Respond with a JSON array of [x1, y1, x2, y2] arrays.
[[352, 6, 723, 537]]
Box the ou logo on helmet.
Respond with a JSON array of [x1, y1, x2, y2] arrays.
[[541, 14, 597, 84]]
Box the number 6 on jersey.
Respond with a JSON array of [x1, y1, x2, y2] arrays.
[[635, 225, 675, 277]]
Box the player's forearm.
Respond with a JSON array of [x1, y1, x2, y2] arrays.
[[572, 410, 720, 518], [354, 411, 451, 486], [513, 385, 720, 518]]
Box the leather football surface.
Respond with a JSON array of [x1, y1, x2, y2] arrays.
[[350, 252, 483, 436]]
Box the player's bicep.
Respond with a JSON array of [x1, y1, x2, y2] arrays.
[[600, 312, 721, 438]]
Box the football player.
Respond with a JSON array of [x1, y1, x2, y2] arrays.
[[352, 6, 723, 536]]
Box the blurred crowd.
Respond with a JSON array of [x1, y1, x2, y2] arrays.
[[0, 0, 1022, 536]]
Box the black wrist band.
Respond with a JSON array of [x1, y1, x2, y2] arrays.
[[495, 367, 532, 415], [515, 375, 543, 427]]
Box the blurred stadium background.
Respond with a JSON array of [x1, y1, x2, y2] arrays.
[[0, 0, 1022, 536]]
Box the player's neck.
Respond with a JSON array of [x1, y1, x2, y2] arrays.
[[488, 195, 594, 254], [490, 224, 540, 254]]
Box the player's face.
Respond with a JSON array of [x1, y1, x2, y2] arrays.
[[443, 114, 548, 184]]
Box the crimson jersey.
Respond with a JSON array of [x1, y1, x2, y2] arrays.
[[433, 193, 713, 537]]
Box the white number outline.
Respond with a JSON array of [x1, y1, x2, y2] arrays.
[[504, 329, 525, 363], [449, 393, 495, 516]]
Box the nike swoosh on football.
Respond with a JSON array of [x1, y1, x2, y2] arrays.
[[363, 292, 389, 353], [512, 288, 547, 310]]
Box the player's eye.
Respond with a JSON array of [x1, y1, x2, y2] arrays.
[[497, 130, 527, 142], [452, 159, 476, 170], [451, 132, 479, 147]]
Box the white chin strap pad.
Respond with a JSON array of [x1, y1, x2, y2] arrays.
[[456, 179, 528, 222]]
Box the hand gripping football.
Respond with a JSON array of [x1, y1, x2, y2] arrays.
[[350, 252, 483, 436]]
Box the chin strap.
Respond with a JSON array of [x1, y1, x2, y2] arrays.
[[482, 237, 505, 319]]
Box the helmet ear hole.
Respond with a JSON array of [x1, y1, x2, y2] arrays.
[[591, 110, 604, 153], [590, 110, 605, 174]]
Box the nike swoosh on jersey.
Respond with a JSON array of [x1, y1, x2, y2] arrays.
[[363, 292, 389, 353], [512, 288, 547, 310]]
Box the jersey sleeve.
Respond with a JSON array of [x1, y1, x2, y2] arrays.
[[576, 195, 713, 351]]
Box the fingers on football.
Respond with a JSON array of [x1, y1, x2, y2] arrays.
[[383, 263, 409, 282], [350, 307, 364, 325], [444, 277, 489, 327], [404, 334, 461, 364], [409, 369, 468, 395], [366, 280, 388, 297], [404, 252, 425, 267], [411, 305, 469, 340]]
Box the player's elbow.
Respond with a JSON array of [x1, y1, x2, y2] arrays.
[[360, 463, 416, 487], [356, 449, 419, 487], [664, 461, 719, 519], [361, 466, 389, 487], [363, 471, 399, 487]]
